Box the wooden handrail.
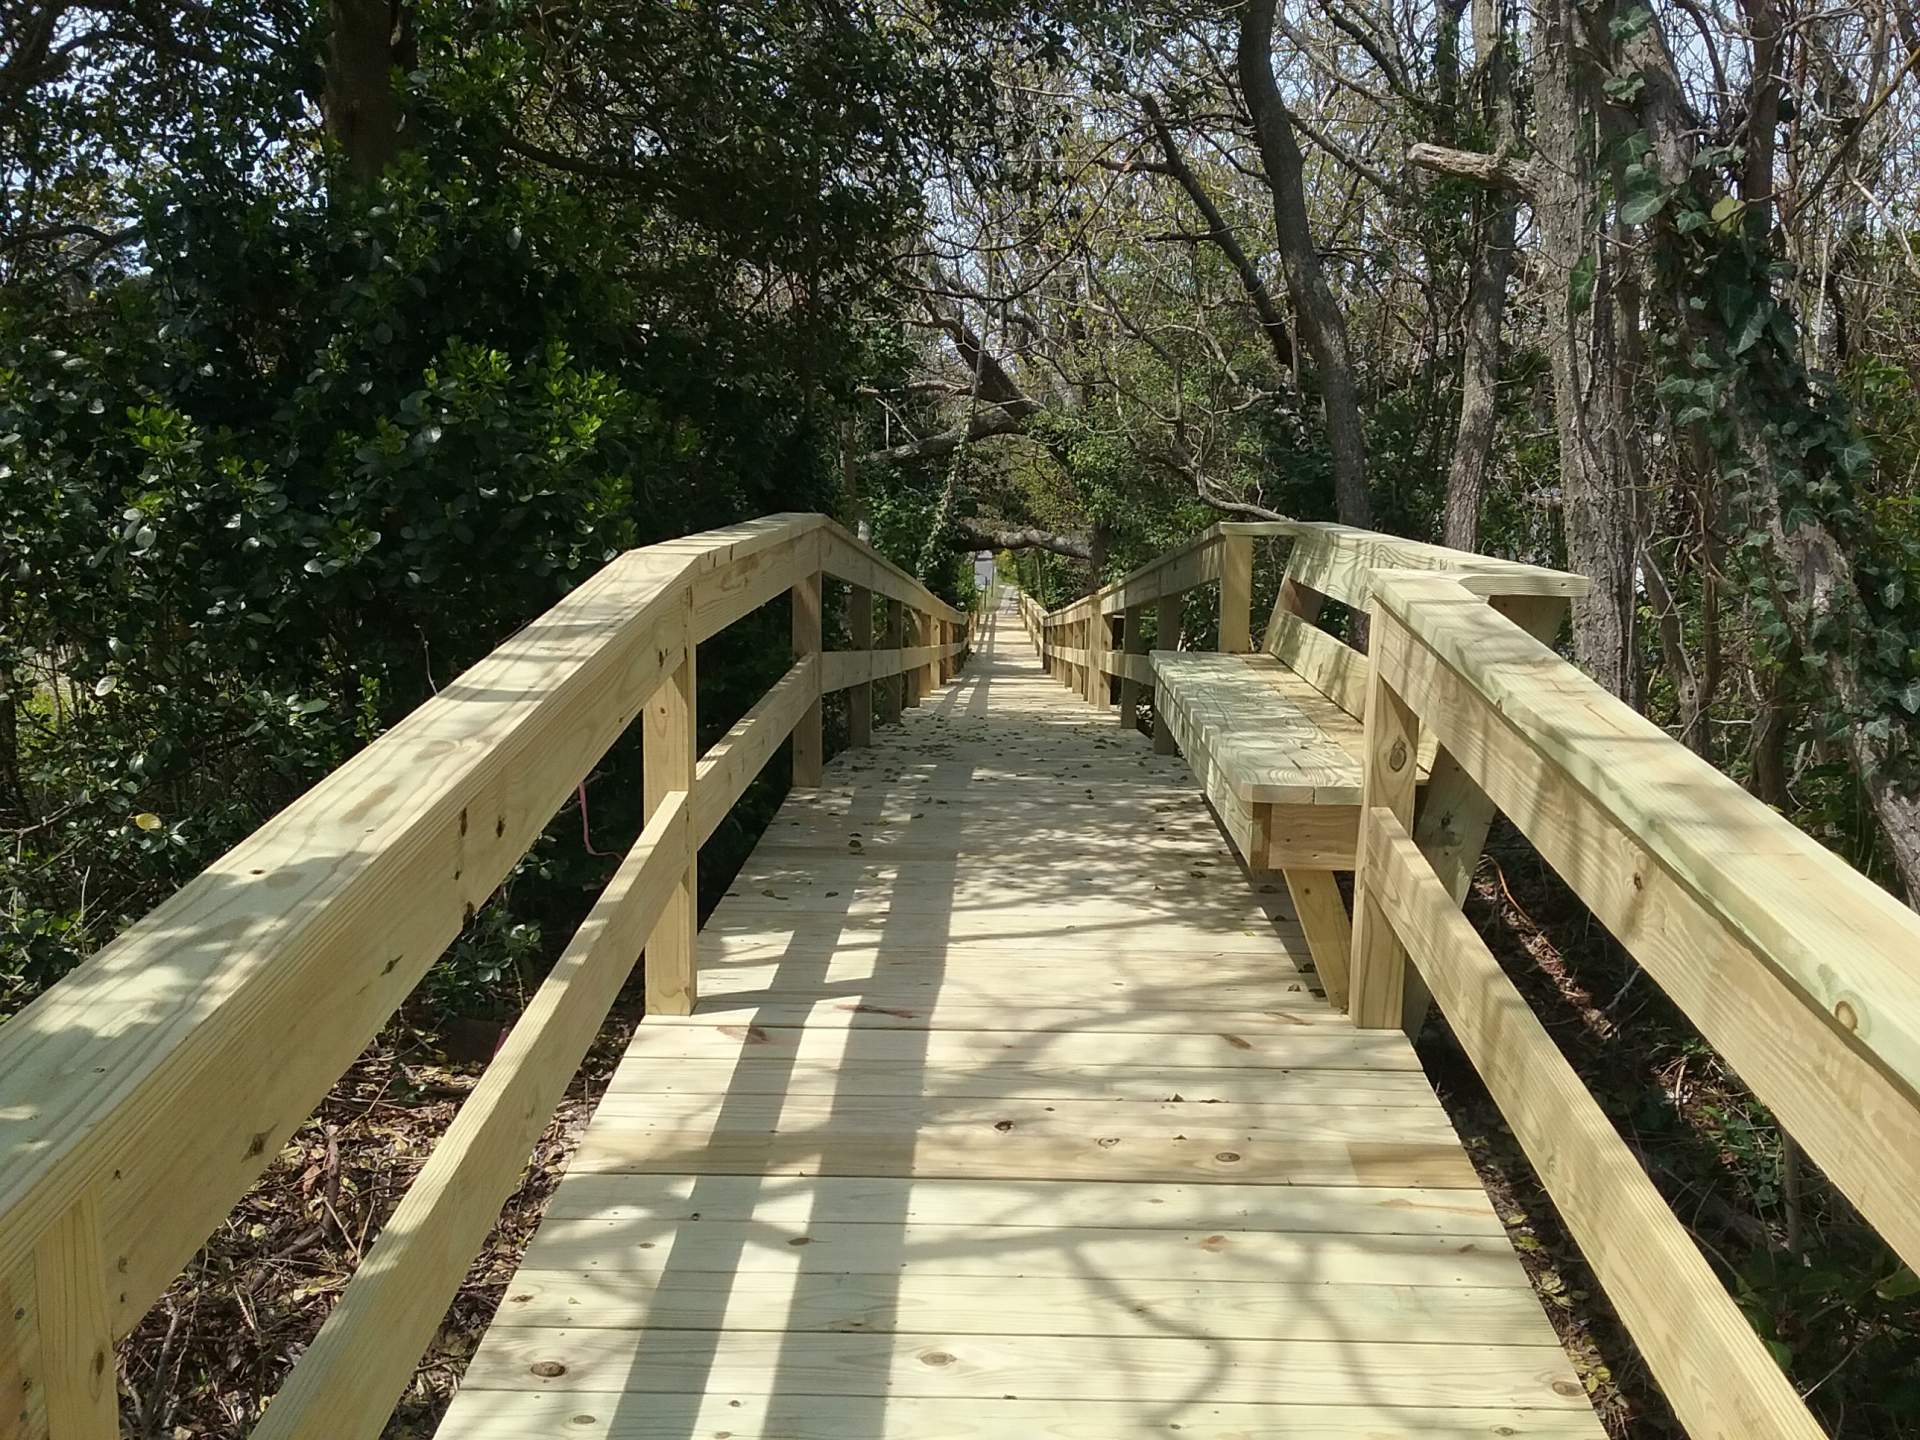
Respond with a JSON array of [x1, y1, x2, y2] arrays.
[[1348, 570, 1920, 1440], [1035, 518, 1589, 631], [1025, 518, 1588, 705], [0, 513, 966, 1440]]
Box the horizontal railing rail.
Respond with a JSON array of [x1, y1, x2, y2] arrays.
[[1028, 519, 1589, 715], [0, 513, 966, 1440], [1345, 571, 1920, 1440]]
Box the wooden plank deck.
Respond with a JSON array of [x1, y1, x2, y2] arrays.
[[434, 611, 1605, 1439]]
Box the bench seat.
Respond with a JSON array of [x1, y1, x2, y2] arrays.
[[1151, 650, 1432, 870]]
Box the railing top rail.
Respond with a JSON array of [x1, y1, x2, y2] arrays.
[[1220, 520, 1590, 600], [0, 511, 954, 1321], [1042, 523, 1231, 623], [1371, 568, 1920, 1118], [1036, 517, 1588, 624]]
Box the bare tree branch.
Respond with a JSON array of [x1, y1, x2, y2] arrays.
[[1135, 94, 1296, 372], [859, 407, 1028, 465], [1406, 141, 1540, 193], [947, 521, 1092, 560]]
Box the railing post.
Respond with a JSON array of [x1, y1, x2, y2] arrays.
[[1219, 531, 1253, 653], [921, 613, 941, 698], [33, 1189, 119, 1440], [1085, 607, 1108, 707], [791, 568, 823, 785], [882, 598, 905, 723], [643, 598, 697, 1015], [848, 584, 873, 748], [1349, 600, 1420, 1029], [1153, 593, 1181, 754], [1397, 592, 1568, 1034], [904, 609, 923, 708], [1119, 604, 1146, 729]]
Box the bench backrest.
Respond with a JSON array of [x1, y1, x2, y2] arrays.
[[1247, 521, 1589, 719]]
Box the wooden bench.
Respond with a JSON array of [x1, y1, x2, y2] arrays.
[[1037, 520, 1586, 1002]]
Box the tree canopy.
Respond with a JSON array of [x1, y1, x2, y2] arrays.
[[3, 0, 1919, 1431]]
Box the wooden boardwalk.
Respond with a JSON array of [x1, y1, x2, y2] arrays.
[[436, 610, 1605, 1439]]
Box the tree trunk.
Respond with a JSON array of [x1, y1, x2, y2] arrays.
[[1533, 0, 1638, 698], [1613, 0, 1920, 900], [324, 0, 415, 185], [1747, 665, 1791, 808], [1441, 0, 1517, 551], [1237, 0, 1372, 529]]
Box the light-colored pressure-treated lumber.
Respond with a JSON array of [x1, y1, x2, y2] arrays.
[[819, 523, 963, 624], [642, 603, 697, 1016], [1361, 809, 1824, 1440], [255, 794, 689, 1440], [434, 612, 1601, 1440], [425, 1392, 1608, 1440], [848, 584, 873, 747], [1264, 606, 1368, 715], [1348, 623, 1420, 1030], [1223, 520, 1591, 608], [687, 528, 812, 640], [1282, 867, 1352, 1006], [690, 656, 817, 844], [0, 519, 704, 1338], [818, 644, 959, 692], [0, 512, 973, 1440], [881, 597, 905, 724], [1218, 529, 1253, 653], [1152, 592, 1182, 753], [536, 1173, 1505, 1234], [488, 1269, 1550, 1339], [460, 1329, 1588, 1412], [1375, 571, 1920, 1084], [31, 1192, 116, 1440], [790, 569, 824, 787], [1118, 603, 1146, 727], [1398, 590, 1568, 1034], [1371, 575, 1920, 1275], [0, 514, 956, 1374]]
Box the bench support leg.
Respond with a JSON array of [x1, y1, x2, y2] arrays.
[[1283, 868, 1352, 1009]]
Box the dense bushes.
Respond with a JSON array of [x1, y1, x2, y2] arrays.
[[0, 1, 993, 1016]]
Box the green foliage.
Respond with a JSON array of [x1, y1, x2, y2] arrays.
[[1632, 131, 1920, 817], [1, 1, 994, 1015]]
